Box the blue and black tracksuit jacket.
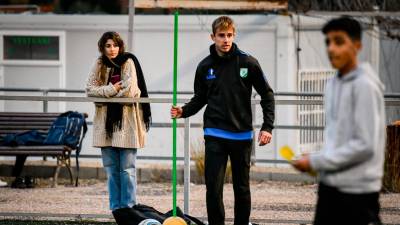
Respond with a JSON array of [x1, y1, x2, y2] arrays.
[[182, 43, 275, 140]]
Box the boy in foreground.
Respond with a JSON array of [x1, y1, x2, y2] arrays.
[[292, 17, 386, 225]]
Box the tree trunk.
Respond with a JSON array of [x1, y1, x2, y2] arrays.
[[383, 125, 400, 192]]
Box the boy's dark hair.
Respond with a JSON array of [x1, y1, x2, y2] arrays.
[[322, 17, 362, 41], [98, 31, 125, 55]]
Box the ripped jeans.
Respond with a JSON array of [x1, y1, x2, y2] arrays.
[[101, 147, 137, 211]]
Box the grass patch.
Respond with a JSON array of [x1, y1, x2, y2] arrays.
[[191, 138, 232, 183]]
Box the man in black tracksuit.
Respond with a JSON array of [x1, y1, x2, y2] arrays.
[[171, 16, 275, 225]]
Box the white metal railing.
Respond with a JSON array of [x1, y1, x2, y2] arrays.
[[0, 95, 324, 215], [0, 92, 400, 214]]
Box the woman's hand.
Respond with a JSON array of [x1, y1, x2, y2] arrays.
[[113, 81, 123, 92]]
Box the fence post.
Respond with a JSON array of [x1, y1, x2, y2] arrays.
[[42, 89, 49, 113], [42, 89, 49, 161], [251, 100, 256, 165], [184, 117, 191, 214]]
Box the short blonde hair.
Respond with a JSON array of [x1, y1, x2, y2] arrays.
[[212, 16, 235, 34]]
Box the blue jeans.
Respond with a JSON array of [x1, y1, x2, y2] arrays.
[[101, 147, 137, 211]]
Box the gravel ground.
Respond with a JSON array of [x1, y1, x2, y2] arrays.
[[0, 221, 112, 225], [0, 178, 399, 225]]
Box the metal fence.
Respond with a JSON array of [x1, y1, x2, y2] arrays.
[[0, 88, 400, 214], [0, 88, 399, 162]]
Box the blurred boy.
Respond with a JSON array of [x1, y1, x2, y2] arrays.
[[292, 17, 385, 225]]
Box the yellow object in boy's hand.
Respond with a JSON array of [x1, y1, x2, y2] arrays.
[[279, 145, 295, 161], [279, 145, 317, 177]]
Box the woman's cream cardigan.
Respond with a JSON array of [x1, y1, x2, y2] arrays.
[[85, 58, 146, 149]]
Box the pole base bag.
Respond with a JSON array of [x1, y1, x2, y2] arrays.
[[112, 204, 205, 225]]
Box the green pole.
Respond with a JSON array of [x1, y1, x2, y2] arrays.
[[172, 10, 179, 217]]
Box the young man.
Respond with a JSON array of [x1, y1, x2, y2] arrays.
[[292, 17, 386, 225], [171, 16, 275, 225]]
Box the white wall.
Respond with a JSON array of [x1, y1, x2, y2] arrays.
[[2, 14, 395, 164], [0, 14, 295, 163], [295, 15, 399, 124]]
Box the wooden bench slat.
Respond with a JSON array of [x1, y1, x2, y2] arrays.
[[0, 112, 61, 117], [0, 112, 53, 134], [0, 144, 70, 156], [0, 126, 51, 130], [0, 150, 67, 156], [0, 145, 69, 150], [0, 130, 49, 135], [0, 121, 53, 126], [0, 117, 57, 122]]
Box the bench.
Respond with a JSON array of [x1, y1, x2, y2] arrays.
[[0, 112, 87, 187]]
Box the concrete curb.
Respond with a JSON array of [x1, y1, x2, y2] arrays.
[[0, 160, 316, 184]]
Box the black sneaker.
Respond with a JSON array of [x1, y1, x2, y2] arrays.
[[11, 177, 26, 189], [24, 176, 35, 188]]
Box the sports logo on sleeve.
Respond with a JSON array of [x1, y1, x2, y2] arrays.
[[206, 68, 216, 80], [240, 68, 248, 78]]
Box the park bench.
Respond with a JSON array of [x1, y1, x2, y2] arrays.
[[0, 112, 87, 187]]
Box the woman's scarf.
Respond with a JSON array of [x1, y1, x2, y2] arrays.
[[101, 53, 152, 137]]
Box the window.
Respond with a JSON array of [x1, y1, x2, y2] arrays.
[[0, 31, 65, 66], [4, 35, 59, 60], [298, 70, 335, 153]]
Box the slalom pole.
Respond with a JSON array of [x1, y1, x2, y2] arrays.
[[172, 9, 179, 217], [163, 10, 188, 225]]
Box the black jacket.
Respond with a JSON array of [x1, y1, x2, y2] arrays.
[[182, 43, 275, 133]]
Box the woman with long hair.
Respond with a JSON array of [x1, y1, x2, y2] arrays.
[[86, 31, 151, 213]]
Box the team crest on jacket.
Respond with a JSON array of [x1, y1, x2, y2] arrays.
[[206, 68, 216, 80], [240, 68, 248, 78]]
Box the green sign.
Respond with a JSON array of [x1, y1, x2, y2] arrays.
[[3, 35, 59, 60]]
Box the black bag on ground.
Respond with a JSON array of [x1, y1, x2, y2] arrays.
[[112, 204, 205, 225], [164, 207, 205, 225], [112, 204, 166, 225]]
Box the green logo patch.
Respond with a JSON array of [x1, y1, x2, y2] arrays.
[[240, 68, 248, 78]]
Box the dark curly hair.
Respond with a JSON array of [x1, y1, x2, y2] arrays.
[[322, 17, 362, 41], [97, 31, 125, 55]]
